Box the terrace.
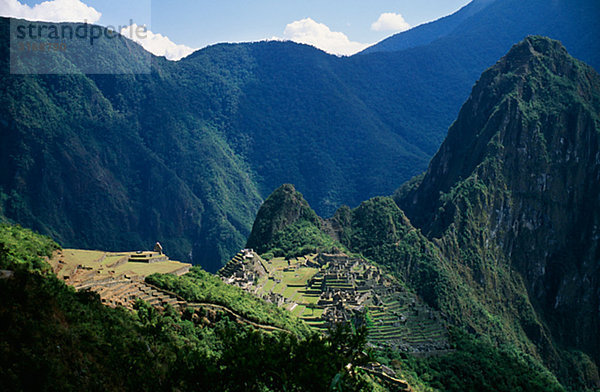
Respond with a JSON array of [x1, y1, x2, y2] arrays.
[[219, 250, 450, 353]]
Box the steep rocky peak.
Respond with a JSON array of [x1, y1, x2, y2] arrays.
[[396, 36, 600, 367], [497, 36, 569, 75], [399, 36, 600, 228]]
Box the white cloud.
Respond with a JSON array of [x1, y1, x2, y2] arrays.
[[371, 12, 411, 32], [279, 18, 369, 56], [120, 24, 197, 61], [0, 0, 101, 23]]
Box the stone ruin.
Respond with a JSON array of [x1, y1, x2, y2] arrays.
[[218, 249, 267, 290], [219, 250, 450, 354]]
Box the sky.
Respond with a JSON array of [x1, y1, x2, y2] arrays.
[[1, 0, 472, 60]]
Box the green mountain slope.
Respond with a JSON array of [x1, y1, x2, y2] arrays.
[[361, 0, 497, 54], [180, 41, 431, 213], [0, 223, 372, 391], [371, 36, 600, 390], [0, 18, 263, 271], [245, 184, 337, 257], [395, 36, 600, 382], [247, 37, 600, 390]]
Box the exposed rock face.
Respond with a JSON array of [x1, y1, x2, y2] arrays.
[[398, 36, 600, 367]]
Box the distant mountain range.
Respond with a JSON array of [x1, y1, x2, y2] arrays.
[[0, 0, 598, 271], [361, 0, 499, 54]]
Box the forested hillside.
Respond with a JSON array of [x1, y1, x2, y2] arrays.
[[1, 0, 598, 271], [0, 223, 373, 391]]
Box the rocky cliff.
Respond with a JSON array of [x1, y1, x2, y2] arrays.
[[396, 36, 600, 383]]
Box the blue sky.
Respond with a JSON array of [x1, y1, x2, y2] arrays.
[[4, 0, 472, 59], [147, 1, 472, 48]]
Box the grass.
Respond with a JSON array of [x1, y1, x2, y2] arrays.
[[261, 279, 276, 292], [63, 249, 105, 265], [251, 256, 329, 327], [282, 286, 298, 299], [292, 305, 306, 317], [103, 254, 127, 265], [282, 267, 319, 286], [299, 293, 321, 305], [272, 282, 286, 295], [112, 262, 188, 276]]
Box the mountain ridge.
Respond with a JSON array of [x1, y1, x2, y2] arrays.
[[361, 0, 497, 55]]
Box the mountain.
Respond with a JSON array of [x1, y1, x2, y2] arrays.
[[369, 36, 600, 389], [0, 18, 430, 271], [181, 41, 432, 210], [0, 18, 266, 272], [395, 35, 600, 383], [246, 184, 323, 253], [247, 37, 600, 390], [1, 0, 599, 271], [348, 0, 600, 156], [361, 0, 498, 54], [245, 184, 345, 259], [364, 0, 599, 67]]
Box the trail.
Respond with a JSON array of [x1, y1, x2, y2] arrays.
[[144, 281, 292, 334]]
